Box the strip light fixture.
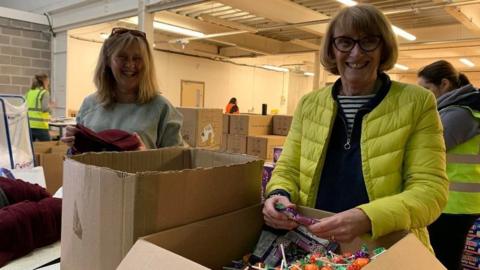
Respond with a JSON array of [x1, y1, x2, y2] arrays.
[[460, 58, 475, 67], [262, 65, 289, 72], [123, 17, 205, 38], [335, 1, 416, 41], [394, 63, 409, 70], [304, 72, 315, 76]]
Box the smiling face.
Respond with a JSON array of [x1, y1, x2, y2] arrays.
[[333, 30, 383, 95], [109, 41, 144, 94]]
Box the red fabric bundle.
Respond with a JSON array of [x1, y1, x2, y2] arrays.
[[0, 197, 62, 267], [0, 177, 50, 204], [72, 124, 141, 154]]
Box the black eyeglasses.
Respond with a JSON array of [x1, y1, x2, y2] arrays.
[[332, 35, 382, 53], [110, 27, 147, 40]]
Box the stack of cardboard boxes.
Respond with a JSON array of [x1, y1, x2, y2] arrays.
[[462, 219, 480, 269], [177, 107, 224, 150], [222, 114, 293, 160]]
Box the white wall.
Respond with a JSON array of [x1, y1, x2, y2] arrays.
[[66, 36, 314, 115]]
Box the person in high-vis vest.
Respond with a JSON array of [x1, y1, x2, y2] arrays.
[[418, 60, 480, 270], [25, 73, 51, 141]]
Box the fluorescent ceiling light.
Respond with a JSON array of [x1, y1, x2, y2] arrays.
[[153, 21, 205, 38], [262, 65, 289, 72], [460, 58, 475, 67], [334, 1, 416, 41], [122, 17, 205, 38], [337, 0, 357, 6], [99, 33, 109, 40], [392, 25, 416, 41], [394, 63, 409, 70], [304, 72, 314, 77]]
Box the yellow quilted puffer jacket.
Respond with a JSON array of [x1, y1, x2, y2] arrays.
[[266, 80, 449, 248]]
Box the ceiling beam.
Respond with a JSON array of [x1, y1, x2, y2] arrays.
[[444, 4, 480, 34], [197, 14, 257, 32], [156, 11, 311, 55], [289, 39, 321, 50], [214, 0, 329, 36]]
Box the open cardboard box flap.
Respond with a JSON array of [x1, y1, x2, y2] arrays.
[[118, 204, 446, 270], [61, 148, 264, 270]]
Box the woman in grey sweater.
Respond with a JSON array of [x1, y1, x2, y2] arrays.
[[62, 28, 183, 149]]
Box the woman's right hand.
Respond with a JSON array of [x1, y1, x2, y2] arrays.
[[262, 194, 298, 230], [61, 125, 79, 147]]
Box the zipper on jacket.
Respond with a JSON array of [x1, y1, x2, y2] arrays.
[[340, 114, 352, 150], [342, 107, 368, 151]]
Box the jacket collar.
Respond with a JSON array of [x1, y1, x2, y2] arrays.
[[331, 72, 392, 111]]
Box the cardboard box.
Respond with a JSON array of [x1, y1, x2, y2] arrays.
[[221, 133, 228, 151], [118, 204, 446, 270], [247, 135, 286, 160], [229, 114, 273, 136], [177, 107, 223, 149], [273, 115, 293, 136], [223, 114, 230, 134], [61, 148, 263, 270], [33, 141, 68, 194], [226, 134, 247, 154]]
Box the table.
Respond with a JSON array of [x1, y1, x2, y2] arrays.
[[48, 118, 76, 138]]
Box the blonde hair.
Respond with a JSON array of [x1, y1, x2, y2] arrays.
[[320, 4, 398, 75], [94, 29, 158, 108]]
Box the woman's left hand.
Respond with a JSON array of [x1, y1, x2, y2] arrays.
[[307, 208, 372, 243], [133, 133, 146, 151]]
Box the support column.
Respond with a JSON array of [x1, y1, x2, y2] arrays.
[[138, 0, 154, 46], [51, 31, 68, 117]]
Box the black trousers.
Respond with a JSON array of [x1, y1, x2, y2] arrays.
[[31, 128, 51, 142], [428, 213, 479, 270]]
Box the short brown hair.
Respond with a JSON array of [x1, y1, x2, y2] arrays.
[[320, 4, 398, 75], [94, 28, 158, 108]]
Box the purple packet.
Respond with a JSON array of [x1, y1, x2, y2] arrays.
[[274, 203, 318, 226]]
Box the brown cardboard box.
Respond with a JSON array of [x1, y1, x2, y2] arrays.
[[229, 114, 273, 136], [33, 141, 68, 194], [247, 135, 286, 160], [118, 204, 446, 270], [223, 114, 230, 134], [61, 148, 263, 270], [226, 134, 247, 154], [221, 133, 228, 151], [177, 107, 223, 149], [273, 115, 293, 136]]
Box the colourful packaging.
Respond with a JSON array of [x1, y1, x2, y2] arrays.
[[273, 147, 283, 163], [262, 162, 275, 200]]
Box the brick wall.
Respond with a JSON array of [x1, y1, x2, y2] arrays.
[[0, 17, 51, 95]]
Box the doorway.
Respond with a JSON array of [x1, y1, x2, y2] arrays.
[[181, 80, 205, 107]]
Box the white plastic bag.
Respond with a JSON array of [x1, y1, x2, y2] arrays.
[[0, 96, 34, 169]]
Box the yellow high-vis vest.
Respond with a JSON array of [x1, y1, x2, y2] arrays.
[[25, 88, 50, 129], [444, 106, 480, 214]]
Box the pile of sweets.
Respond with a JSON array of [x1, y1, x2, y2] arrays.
[[224, 245, 386, 270], [223, 204, 386, 270]]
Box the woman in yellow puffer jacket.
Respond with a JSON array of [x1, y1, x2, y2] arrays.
[[263, 4, 448, 250]]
